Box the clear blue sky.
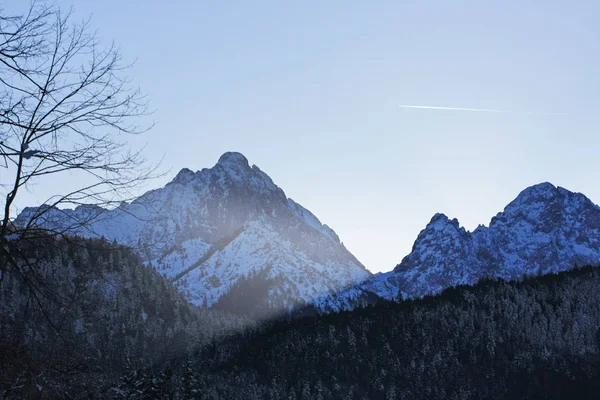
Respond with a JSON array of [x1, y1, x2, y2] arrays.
[[10, 0, 600, 272]]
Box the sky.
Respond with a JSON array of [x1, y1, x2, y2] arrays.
[[7, 0, 600, 273]]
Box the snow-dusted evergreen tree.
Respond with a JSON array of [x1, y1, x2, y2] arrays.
[[181, 359, 203, 399]]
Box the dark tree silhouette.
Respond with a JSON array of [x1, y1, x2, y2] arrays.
[[0, 2, 155, 250], [0, 3, 160, 362], [0, 2, 159, 303]]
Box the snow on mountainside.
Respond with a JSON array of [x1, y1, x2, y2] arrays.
[[325, 182, 600, 310], [15, 152, 370, 312]]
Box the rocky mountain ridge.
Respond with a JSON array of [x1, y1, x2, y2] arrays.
[[16, 152, 370, 314], [17, 158, 600, 315], [326, 182, 600, 310]]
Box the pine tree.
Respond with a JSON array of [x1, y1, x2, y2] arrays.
[[182, 360, 203, 399]]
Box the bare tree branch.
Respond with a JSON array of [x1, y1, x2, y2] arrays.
[[0, 2, 157, 253], [0, 2, 159, 337]]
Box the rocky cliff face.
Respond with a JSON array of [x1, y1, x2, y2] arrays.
[[326, 183, 600, 310], [395, 182, 600, 297], [16, 152, 370, 313]]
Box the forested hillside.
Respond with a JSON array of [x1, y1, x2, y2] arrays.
[[188, 265, 600, 399], [0, 235, 248, 399], [4, 235, 600, 399]]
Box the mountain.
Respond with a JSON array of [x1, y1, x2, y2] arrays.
[[15, 152, 370, 315], [329, 182, 600, 309]]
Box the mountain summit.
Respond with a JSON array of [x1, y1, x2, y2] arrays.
[[395, 182, 600, 296], [16, 152, 370, 314], [217, 151, 250, 166], [327, 182, 600, 309]]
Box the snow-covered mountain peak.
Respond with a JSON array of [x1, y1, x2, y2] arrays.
[[171, 167, 196, 185], [206, 151, 282, 194], [325, 182, 600, 311], [516, 181, 556, 196], [393, 182, 600, 297], [15, 152, 369, 313], [491, 182, 599, 227], [426, 213, 463, 233], [504, 182, 597, 212], [217, 151, 249, 166], [216, 151, 251, 175], [503, 182, 561, 212]]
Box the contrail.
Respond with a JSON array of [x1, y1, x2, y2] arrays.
[[398, 104, 566, 116]]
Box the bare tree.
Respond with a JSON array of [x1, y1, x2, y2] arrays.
[[0, 5, 162, 392], [0, 2, 155, 251]]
